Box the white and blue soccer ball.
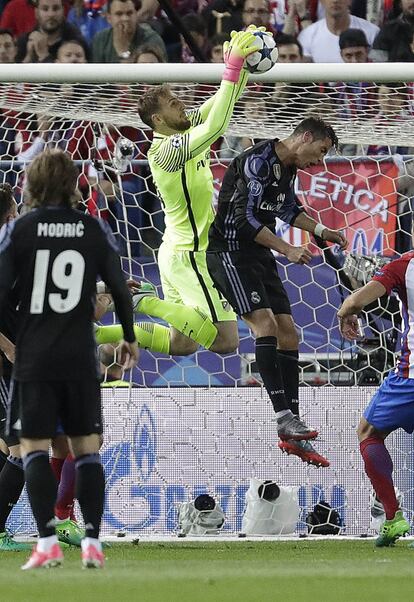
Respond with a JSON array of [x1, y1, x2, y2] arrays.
[[245, 30, 278, 74]]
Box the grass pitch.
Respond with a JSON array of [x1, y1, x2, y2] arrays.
[[2, 540, 414, 602]]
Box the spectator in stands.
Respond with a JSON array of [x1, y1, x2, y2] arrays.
[[275, 31, 303, 62], [135, 42, 164, 63], [0, 29, 18, 178], [92, 0, 166, 63], [332, 29, 375, 153], [242, 0, 273, 31], [17, 0, 86, 63], [368, 83, 413, 155], [220, 91, 269, 158], [371, 0, 414, 62], [0, 27, 16, 63], [0, 0, 37, 38], [339, 27, 370, 62], [282, 0, 313, 36], [271, 33, 325, 120], [67, 0, 109, 44], [298, 0, 379, 62], [202, 0, 243, 38], [180, 12, 208, 62], [209, 32, 229, 62], [55, 38, 88, 63]]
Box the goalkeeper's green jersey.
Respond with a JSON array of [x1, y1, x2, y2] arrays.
[[147, 76, 247, 252]]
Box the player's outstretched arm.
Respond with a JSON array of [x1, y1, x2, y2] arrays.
[[337, 281, 386, 340], [187, 31, 257, 155]]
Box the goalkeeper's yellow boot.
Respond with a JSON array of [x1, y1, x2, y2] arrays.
[[375, 510, 409, 547]]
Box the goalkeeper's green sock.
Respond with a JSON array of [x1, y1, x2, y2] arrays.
[[137, 297, 218, 349], [95, 323, 170, 354]]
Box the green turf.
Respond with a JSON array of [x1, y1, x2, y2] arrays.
[[2, 540, 414, 602]]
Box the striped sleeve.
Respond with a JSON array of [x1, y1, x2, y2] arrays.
[[186, 108, 203, 127], [152, 134, 192, 172]]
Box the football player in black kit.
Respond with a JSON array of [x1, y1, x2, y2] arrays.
[[0, 149, 138, 570], [0, 184, 32, 551], [207, 117, 348, 467]]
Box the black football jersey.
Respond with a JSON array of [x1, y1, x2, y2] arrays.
[[208, 139, 304, 252], [0, 207, 134, 381]]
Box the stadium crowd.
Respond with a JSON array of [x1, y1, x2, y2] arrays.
[[0, 0, 412, 255]]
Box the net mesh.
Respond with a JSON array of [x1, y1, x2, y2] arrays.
[[2, 80, 414, 144], [2, 76, 413, 536]]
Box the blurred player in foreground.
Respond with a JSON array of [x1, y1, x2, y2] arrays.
[[0, 149, 138, 569], [0, 184, 31, 552], [207, 117, 348, 466], [338, 232, 414, 546]]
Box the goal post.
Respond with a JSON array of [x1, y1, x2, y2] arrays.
[[2, 63, 414, 537]]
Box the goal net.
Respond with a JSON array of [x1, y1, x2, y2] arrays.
[[4, 63, 414, 538]]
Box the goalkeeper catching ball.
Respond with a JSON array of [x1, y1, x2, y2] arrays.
[[137, 29, 260, 357]]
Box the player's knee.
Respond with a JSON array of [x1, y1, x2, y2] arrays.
[[357, 418, 378, 442], [210, 336, 238, 354], [255, 317, 278, 339], [170, 339, 199, 356]]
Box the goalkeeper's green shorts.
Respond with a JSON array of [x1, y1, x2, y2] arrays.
[[158, 242, 236, 324]]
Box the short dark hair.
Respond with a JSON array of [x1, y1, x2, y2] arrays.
[[26, 149, 79, 209], [138, 83, 171, 129], [107, 0, 138, 13], [56, 38, 90, 62], [0, 28, 14, 39], [181, 13, 207, 36], [275, 32, 303, 56], [135, 43, 165, 63], [0, 182, 14, 226], [293, 116, 338, 149], [210, 32, 230, 47], [339, 28, 369, 50]]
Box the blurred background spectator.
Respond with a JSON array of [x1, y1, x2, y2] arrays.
[[371, 0, 414, 62], [134, 41, 165, 62], [92, 0, 166, 62], [67, 0, 109, 44], [208, 31, 229, 61], [241, 0, 274, 32], [202, 0, 243, 38], [298, 0, 379, 62], [339, 26, 370, 62], [180, 12, 207, 61], [17, 0, 86, 62], [283, 0, 313, 36], [55, 37, 88, 62]]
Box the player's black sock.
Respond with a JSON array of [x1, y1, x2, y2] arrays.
[[0, 450, 8, 474], [23, 451, 57, 538], [75, 454, 104, 539], [0, 456, 24, 532], [255, 336, 288, 413], [278, 350, 299, 415]]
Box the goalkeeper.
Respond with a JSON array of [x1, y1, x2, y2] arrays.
[[137, 29, 259, 357]]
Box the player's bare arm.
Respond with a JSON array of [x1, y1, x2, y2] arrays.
[[337, 281, 387, 340], [292, 211, 348, 248], [0, 332, 15, 364], [254, 225, 312, 264]]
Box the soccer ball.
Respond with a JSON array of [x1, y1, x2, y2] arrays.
[[245, 30, 278, 74]]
